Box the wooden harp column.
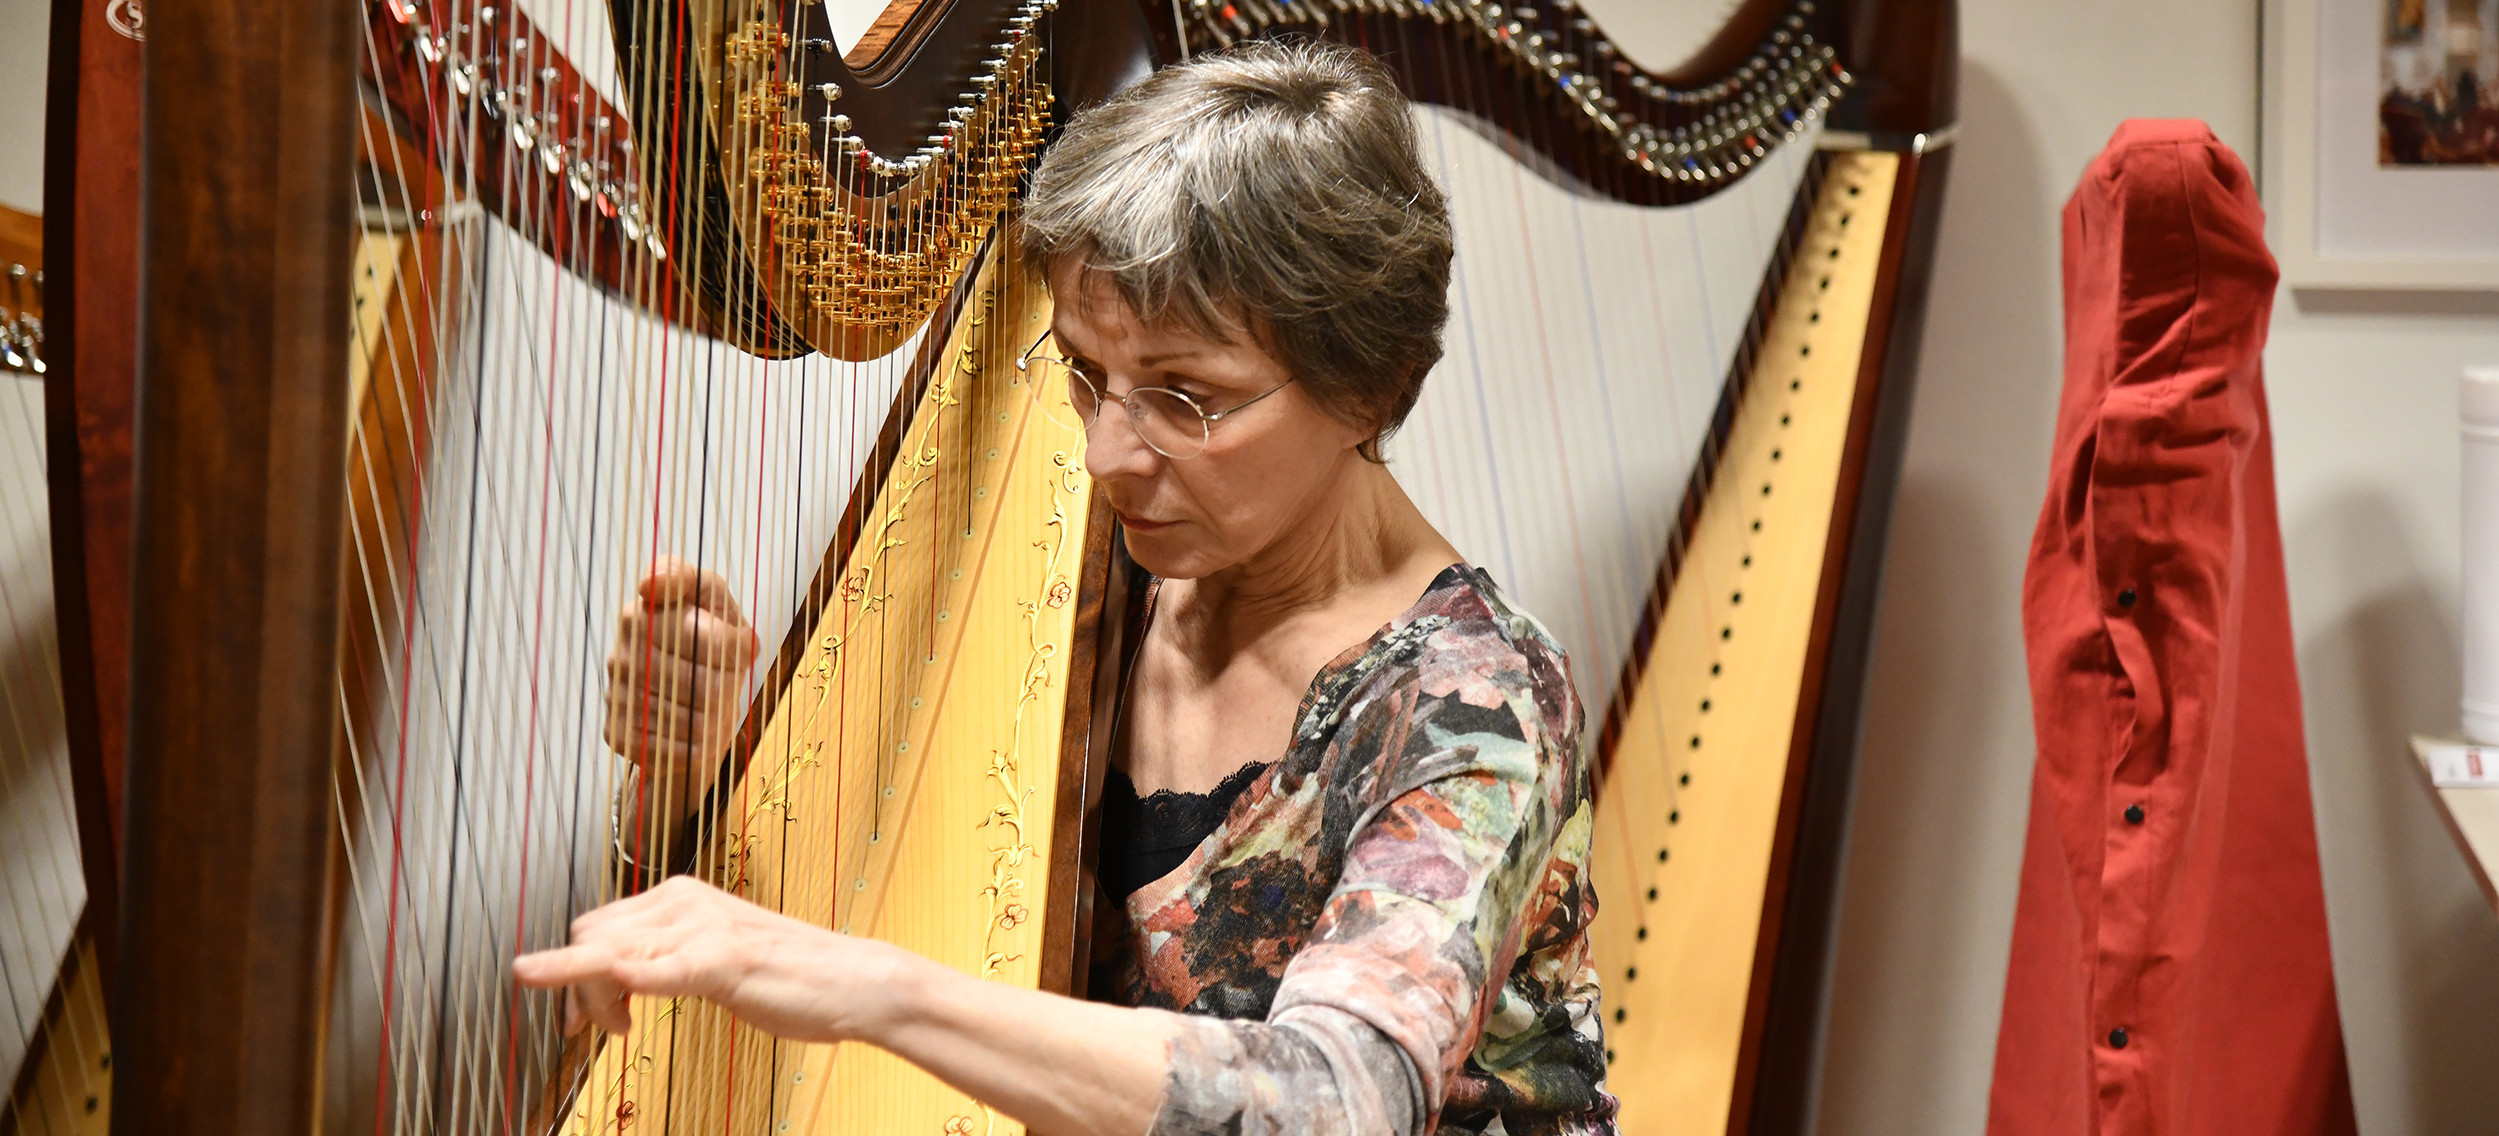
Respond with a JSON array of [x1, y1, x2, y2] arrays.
[[111, 0, 361, 1127]]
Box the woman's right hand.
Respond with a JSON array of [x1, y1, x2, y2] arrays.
[[606, 557, 762, 831]]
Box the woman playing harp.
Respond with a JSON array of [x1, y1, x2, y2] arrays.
[[519, 41, 1618, 1136]]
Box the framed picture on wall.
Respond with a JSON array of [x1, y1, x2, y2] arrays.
[[2266, 0, 2499, 290]]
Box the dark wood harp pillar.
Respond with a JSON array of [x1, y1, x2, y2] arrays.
[[41, 0, 145, 978], [112, 0, 360, 1127]]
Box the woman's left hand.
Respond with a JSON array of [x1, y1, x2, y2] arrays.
[[512, 877, 913, 1043]]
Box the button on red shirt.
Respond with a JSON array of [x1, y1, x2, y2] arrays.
[[1987, 120, 2356, 1136]]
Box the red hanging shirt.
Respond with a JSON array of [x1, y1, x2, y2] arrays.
[[1986, 119, 2357, 1136]]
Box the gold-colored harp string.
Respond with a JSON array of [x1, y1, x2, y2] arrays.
[[0, 254, 114, 1135]]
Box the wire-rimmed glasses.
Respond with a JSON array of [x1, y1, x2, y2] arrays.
[[1014, 328, 1293, 460]]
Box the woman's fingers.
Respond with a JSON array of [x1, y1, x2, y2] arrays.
[[639, 558, 755, 630], [608, 653, 747, 709], [512, 941, 617, 987], [607, 692, 698, 739], [514, 951, 645, 1037], [603, 708, 691, 763], [649, 606, 759, 665], [615, 607, 758, 671], [634, 563, 763, 676], [601, 562, 761, 766], [604, 732, 698, 778], [604, 698, 739, 771], [515, 943, 630, 1035], [514, 880, 878, 1046], [603, 665, 742, 742]]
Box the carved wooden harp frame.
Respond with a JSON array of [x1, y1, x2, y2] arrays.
[[61, 0, 1958, 1131]]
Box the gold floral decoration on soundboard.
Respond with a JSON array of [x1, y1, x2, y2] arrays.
[[952, 355, 1081, 1136], [583, 998, 681, 1132], [716, 373, 952, 896]]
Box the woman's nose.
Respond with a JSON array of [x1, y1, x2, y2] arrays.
[[1081, 400, 1161, 483]]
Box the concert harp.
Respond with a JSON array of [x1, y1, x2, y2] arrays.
[[25, 0, 1956, 1135]]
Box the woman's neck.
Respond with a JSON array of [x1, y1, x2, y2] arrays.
[[1168, 462, 1457, 657]]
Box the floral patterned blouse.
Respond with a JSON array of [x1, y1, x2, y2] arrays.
[[1093, 564, 1619, 1136]]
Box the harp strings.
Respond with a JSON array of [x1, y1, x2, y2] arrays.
[[327, 0, 943, 1123], [341, 0, 527, 1121], [332, 0, 1004, 1123], [1352, 11, 1826, 892], [0, 310, 111, 1134]]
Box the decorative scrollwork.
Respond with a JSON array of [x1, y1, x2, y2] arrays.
[[106, 0, 143, 40], [716, 3, 1055, 358], [955, 382, 1080, 1135]]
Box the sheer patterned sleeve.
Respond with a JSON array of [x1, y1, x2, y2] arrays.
[[1146, 619, 1585, 1135], [1146, 1005, 1423, 1136]]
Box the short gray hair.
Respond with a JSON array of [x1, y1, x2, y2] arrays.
[[1020, 39, 1453, 461]]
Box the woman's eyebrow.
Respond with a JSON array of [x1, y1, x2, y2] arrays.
[[1046, 323, 1216, 372], [1133, 347, 1208, 368]]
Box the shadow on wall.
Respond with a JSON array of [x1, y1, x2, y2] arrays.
[[2289, 487, 2499, 1135], [1813, 60, 2058, 1136]]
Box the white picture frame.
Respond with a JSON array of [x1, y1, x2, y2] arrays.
[[2264, 0, 2499, 291]]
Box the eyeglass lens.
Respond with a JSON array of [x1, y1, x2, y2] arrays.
[[1055, 367, 1212, 459]]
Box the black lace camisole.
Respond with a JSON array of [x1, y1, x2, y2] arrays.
[[1097, 759, 1270, 901]]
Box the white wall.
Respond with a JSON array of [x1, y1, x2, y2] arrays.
[[0, 0, 44, 214], [2271, 297, 2499, 1133], [1815, 1, 2499, 1133]]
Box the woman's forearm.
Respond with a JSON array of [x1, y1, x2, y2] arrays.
[[513, 878, 1178, 1136], [868, 949, 1175, 1136]]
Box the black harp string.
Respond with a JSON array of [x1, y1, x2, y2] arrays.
[[0, 331, 101, 1132], [625, 0, 674, 1118], [452, 21, 527, 1126], [461, 6, 565, 1118], [426, 0, 495, 1119], [706, 0, 760, 1115], [711, 0, 783, 1112], [515, 16, 604, 1119]]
